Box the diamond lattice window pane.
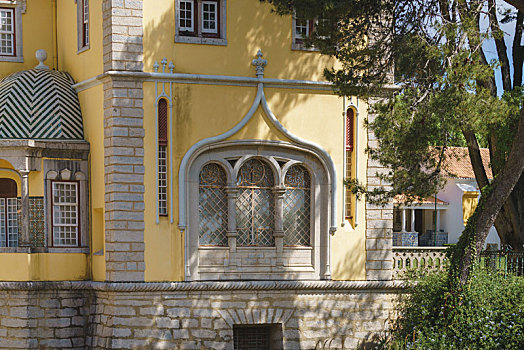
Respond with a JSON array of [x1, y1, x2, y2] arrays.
[[199, 163, 228, 246], [283, 165, 311, 246], [236, 159, 275, 246]]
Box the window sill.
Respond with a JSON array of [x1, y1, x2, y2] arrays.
[[175, 35, 227, 46], [0, 55, 24, 63], [77, 45, 90, 54], [291, 43, 319, 52], [0, 247, 89, 253]]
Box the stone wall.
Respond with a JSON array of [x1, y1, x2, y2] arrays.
[[0, 289, 92, 349], [0, 281, 402, 350]]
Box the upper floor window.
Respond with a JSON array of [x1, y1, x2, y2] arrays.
[[77, 0, 89, 52], [175, 0, 226, 45], [0, 5, 22, 62], [158, 99, 169, 216], [0, 8, 14, 56], [292, 14, 330, 51]]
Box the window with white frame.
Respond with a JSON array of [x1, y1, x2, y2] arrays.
[[0, 8, 15, 56], [52, 182, 79, 247], [292, 13, 330, 49], [198, 163, 228, 246], [176, 0, 225, 43], [0, 178, 18, 247], [77, 0, 89, 51]]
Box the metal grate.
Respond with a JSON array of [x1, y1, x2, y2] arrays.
[[199, 163, 228, 246], [283, 165, 311, 246], [234, 325, 271, 350], [236, 159, 274, 247]]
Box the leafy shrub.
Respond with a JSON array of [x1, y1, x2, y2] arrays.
[[378, 269, 524, 349]]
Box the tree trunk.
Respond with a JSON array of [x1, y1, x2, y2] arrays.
[[456, 109, 524, 284]]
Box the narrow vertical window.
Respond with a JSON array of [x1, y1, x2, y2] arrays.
[[236, 159, 275, 247], [201, 1, 218, 35], [0, 8, 15, 56], [283, 165, 311, 246], [179, 0, 195, 33], [52, 182, 79, 247], [345, 108, 355, 219], [82, 0, 89, 47], [199, 163, 228, 246], [0, 178, 18, 247], [158, 99, 168, 217]]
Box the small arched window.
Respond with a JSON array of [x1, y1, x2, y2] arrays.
[[345, 108, 355, 220], [158, 98, 168, 216], [199, 163, 228, 246], [346, 108, 354, 152], [283, 165, 311, 246], [0, 178, 18, 247], [236, 159, 275, 246]]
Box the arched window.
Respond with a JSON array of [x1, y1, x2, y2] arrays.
[[198, 163, 228, 246], [0, 178, 18, 247], [345, 107, 355, 220], [158, 98, 168, 216], [283, 165, 311, 246], [236, 159, 275, 246]]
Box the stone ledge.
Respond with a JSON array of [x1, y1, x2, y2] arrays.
[[0, 280, 405, 292]]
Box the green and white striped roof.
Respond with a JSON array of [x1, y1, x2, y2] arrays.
[[0, 67, 83, 139]]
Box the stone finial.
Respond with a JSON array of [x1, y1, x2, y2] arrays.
[[252, 50, 267, 78], [168, 61, 175, 74], [153, 61, 159, 73], [161, 58, 168, 72], [35, 49, 49, 70]]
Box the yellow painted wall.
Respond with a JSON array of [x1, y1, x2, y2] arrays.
[[463, 191, 479, 226], [78, 81, 106, 281], [56, 0, 104, 82], [0, 253, 88, 281], [143, 81, 368, 281], [0, 0, 55, 77], [143, 0, 337, 80]]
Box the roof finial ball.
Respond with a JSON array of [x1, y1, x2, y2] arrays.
[[35, 49, 49, 70]]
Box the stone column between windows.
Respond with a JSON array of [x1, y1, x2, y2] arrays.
[[273, 187, 286, 267], [20, 170, 30, 247], [225, 186, 239, 268], [366, 97, 393, 281], [102, 0, 145, 282]]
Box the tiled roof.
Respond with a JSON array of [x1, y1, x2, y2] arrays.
[[441, 147, 492, 179], [0, 67, 83, 139], [394, 194, 449, 205]]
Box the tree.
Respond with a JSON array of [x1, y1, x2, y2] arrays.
[[261, 0, 524, 285]]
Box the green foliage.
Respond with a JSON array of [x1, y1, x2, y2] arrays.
[[379, 269, 524, 350]]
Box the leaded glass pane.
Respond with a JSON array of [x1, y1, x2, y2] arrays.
[[0, 198, 5, 247], [52, 182, 78, 247], [236, 159, 275, 246], [199, 163, 228, 246], [283, 165, 311, 246]]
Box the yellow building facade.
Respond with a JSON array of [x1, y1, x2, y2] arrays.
[[0, 0, 396, 348]]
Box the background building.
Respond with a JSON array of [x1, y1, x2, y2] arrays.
[[0, 0, 398, 348]]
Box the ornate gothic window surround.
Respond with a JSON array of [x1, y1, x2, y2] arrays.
[[186, 141, 330, 281]]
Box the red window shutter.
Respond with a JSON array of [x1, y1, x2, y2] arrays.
[[346, 108, 354, 152], [158, 99, 168, 146]]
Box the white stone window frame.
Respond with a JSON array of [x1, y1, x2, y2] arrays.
[[0, 1, 23, 63], [51, 181, 79, 247], [291, 14, 323, 52], [76, 0, 90, 53], [175, 0, 227, 46], [46, 169, 89, 252], [186, 141, 330, 281]]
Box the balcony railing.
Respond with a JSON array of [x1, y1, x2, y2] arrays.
[[393, 247, 448, 279]]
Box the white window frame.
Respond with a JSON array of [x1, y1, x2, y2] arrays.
[[76, 0, 90, 53], [158, 145, 168, 216], [178, 0, 195, 33], [0, 4, 23, 62], [0, 8, 14, 56], [200, 1, 218, 34], [0, 197, 18, 247], [51, 181, 79, 247], [175, 0, 227, 46]]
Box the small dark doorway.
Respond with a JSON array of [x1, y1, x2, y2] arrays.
[[415, 209, 424, 234], [0, 178, 19, 247]]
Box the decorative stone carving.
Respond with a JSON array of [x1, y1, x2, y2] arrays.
[[251, 49, 267, 78]]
